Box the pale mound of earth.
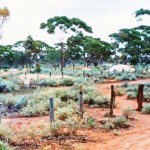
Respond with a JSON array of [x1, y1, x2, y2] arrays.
[[108, 64, 135, 72]]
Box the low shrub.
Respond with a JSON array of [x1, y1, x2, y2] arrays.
[[55, 89, 78, 101], [0, 123, 14, 142], [102, 116, 130, 130], [122, 107, 135, 119], [49, 120, 62, 137], [55, 103, 78, 121], [38, 78, 58, 87], [84, 116, 95, 128], [65, 117, 81, 134], [142, 104, 150, 114], [20, 98, 48, 117], [0, 141, 15, 150], [115, 73, 137, 81], [0, 78, 19, 92], [59, 78, 74, 86]]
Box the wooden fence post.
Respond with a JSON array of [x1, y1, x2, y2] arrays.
[[114, 69, 116, 75], [49, 98, 54, 123], [79, 90, 84, 118], [83, 71, 85, 77], [62, 72, 64, 78], [0, 103, 3, 123], [10, 72, 12, 81], [137, 84, 144, 111], [109, 85, 115, 116]]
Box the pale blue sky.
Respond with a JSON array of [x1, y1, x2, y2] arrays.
[[0, 0, 149, 46]]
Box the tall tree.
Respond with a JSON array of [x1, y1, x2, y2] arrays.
[[82, 36, 113, 66], [40, 16, 93, 71], [14, 35, 50, 69], [0, 7, 9, 38], [67, 33, 83, 69]]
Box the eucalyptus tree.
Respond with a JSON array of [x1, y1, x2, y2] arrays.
[[0, 7, 9, 38], [135, 8, 150, 21], [44, 47, 61, 70], [81, 36, 113, 66], [0, 45, 13, 69], [67, 33, 83, 69], [109, 28, 144, 65], [134, 8, 150, 64], [40, 16, 93, 71], [14, 35, 50, 69]]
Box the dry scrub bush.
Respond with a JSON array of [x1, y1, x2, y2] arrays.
[[122, 107, 135, 119]]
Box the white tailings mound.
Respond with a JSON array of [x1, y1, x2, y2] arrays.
[[108, 64, 135, 72]]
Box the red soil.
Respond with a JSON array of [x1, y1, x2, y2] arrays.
[[3, 79, 150, 150]]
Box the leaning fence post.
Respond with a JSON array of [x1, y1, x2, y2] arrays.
[[49, 98, 54, 123], [137, 84, 144, 111], [109, 85, 115, 116], [0, 103, 3, 123], [79, 90, 84, 118]]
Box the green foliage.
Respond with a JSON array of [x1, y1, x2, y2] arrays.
[[65, 117, 81, 134], [142, 104, 150, 114], [0, 78, 19, 92], [120, 82, 129, 87], [0, 141, 15, 150], [0, 123, 14, 142], [0, 94, 18, 109], [49, 120, 62, 137], [38, 78, 58, 87], [135, 8, 150, 18], [93, 95, 110, 107], [14, 95, 26, 109], [20, 99, 47, 117], [126, 85, 138, 99], [92, 77, 106, 83], [103, 116, 130, 130], [116, 87, 124, 96], [85, 117, 95, 128], [40, 16, 93, 34], [35, 63, 41, 73], [113, 116, 129, 128], [55, 101, 78, 121], [59, 78, 74, 86], [143, 86, 150, 101], [20, 90, 50, 117], [55, 89, 78, 101], [55, 107, 76, 121], [115, 73, 136, 81]]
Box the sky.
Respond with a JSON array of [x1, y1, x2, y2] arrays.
[[0, 0, 149, 46]]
